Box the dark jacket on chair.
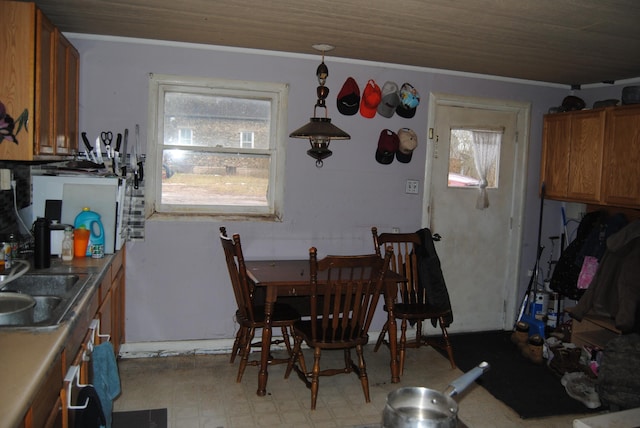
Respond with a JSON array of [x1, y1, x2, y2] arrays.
[[416, 228, 454, 327]]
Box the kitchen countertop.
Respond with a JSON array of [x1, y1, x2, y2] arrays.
[[0, 255, 114, 428]]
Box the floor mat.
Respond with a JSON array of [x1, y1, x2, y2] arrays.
[[434, 330, 602, 419], [113, 408, 167, 428]]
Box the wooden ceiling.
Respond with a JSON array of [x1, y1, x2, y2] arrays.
[[28, 0, 640, 86]]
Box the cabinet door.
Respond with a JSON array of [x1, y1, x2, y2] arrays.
[[24, 352, 63, 428], [541, 113, 571, 198], [99, 289, 114, 342], [54, 33, 79, 155], [0, 2, 36, 161], [35, 9, 56, 155], [566, 109, 606, 203], [602, 105, 640, 207], [112, 265, 125, 354]]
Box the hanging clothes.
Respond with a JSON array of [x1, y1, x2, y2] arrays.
[[415, 228, 453, 327], [74, 385, 106, 428]]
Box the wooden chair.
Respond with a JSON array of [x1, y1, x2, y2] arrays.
[[285, 246, 393, 410], [219, 227, 300, 382], [371, 226, 456, 373]]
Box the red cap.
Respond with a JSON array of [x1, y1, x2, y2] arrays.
[[337, 77, 360, 115], [375, 129, 399, 165], [360, 80, 381, 118]]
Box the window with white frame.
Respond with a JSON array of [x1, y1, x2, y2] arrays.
[[240, 131, 255, 148], [146, 74, 288, 219]]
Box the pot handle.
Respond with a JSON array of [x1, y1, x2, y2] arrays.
[[447, 361, 490, 397]]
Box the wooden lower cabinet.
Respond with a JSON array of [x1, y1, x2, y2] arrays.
[[22, 249, 125, 427], [568, 311, 622, 349], [22, 353, 63, 428]]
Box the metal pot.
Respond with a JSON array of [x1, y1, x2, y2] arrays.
[[382, 361, 490, 428], [0, 292, 36, 326]]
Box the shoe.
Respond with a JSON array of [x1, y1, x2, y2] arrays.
[[511, 321, 529, 349], [561, 372, 601, 409], [522, 334, 544, 364]]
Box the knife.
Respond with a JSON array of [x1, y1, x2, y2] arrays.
[[132, 125, 140, 189], [94, 136, 104, 166], [81, 132, 97, 164], [113, 133, 122, 174], [121, 129, 128, 177]]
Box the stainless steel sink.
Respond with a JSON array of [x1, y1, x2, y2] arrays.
[[0, 273, 92, 328]]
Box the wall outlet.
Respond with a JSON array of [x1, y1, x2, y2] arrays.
[[392, 227, 400, 233], [405, 179, 419, 194], [0, 169, 11, 191]]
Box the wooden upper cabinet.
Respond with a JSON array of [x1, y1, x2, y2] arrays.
[[601, 105, 640, 207], [565, 110, 606, 203], [54, 33, 79, 156], [541, 105, 640, 208], [35, 9, 56, 156], [541, 109, 605, 203], [541, 113, 571, 199], [0, 1, 79, 161]]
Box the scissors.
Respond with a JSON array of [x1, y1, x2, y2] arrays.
[[100, 131, 114, 158]]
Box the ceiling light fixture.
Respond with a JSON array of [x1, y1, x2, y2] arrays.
[[289, 44, 350, 168]]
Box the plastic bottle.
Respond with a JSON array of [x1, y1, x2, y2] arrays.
[[33, 217, 51, 269], [8, 233, 18, 261], [61, 226, 74, 262], [74, 208, 105, 258]]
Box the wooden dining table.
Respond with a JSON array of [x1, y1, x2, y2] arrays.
[[245, 258, 404, 396]]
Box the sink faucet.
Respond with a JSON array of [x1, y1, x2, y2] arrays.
[[0, 259, 31, 291]]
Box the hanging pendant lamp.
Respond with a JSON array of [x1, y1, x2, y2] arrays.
[[289, 44, 350, 168]]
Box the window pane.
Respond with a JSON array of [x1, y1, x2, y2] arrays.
[[163, 93, 270, 148], [161, 150, 269, 206], [448, 129, 498, 188]]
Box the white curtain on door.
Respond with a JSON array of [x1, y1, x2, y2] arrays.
[[471, 128, 503, 210]]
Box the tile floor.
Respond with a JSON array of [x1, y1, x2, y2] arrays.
[[113, 344, 595, 428]]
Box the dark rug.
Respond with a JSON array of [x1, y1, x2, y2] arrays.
[[434, 330, 601, 419], [113, 408, 167, 428]]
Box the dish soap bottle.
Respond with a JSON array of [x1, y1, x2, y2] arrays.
[[61, 226, 74, 262]]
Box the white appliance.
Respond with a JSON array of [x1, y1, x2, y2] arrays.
[[32, 175, 127, 254]]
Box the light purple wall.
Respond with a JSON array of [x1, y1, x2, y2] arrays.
[[68, 35, 630, 342]]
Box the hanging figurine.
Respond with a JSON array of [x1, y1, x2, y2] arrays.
[[0, 100, 29, 145]]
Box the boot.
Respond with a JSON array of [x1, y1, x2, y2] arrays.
[[511, 321, 529, 350], [523, 334, 544, 364]]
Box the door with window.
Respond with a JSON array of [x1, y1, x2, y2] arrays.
[[424, 94, 530, 332]]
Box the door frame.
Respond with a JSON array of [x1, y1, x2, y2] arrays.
[[423, 93, 531, 329]]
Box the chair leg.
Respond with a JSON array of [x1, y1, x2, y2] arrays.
[[237, 327, 255, 382], [310, 347, 322, 410], [230, 325, 247, 363], [439, 317, 456, 369], [355, 344, 371, 403], [281, 326, 293, 356], [415, 320, 423, 348], [284, 335, 302, 379], [399, 319, 408, 375], [374, 320, 389, 352]]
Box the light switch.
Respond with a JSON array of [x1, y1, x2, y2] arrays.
[[405, 179, 419, 194]]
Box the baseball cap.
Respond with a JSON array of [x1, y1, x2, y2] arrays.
[[360, 79, 382, 118], [377, 81, 400, 118], [396, 83, 420, 118], [396, 128, 418, 163], [375, 129, 399, 165], [337, 77, 360, 115]]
